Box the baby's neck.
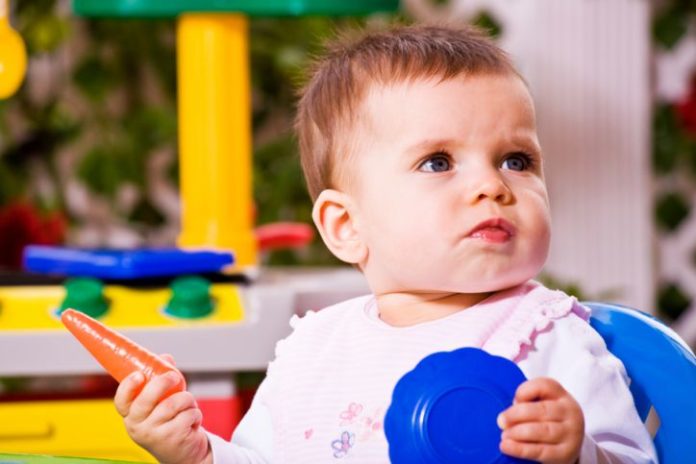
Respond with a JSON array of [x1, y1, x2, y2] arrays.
[[376, 291, 492, 327]]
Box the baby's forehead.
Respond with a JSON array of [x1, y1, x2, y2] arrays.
[[357, 72, 533, 124], [358, 71, 528, 110], [346, 73, 538, 151]]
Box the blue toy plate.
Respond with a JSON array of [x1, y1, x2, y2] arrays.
[[23, 246, 234, 279], [385, 347, 536, 464]]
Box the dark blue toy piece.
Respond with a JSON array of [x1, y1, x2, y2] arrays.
[[23, 245, 234, 279], [385, 347, 537, 464]]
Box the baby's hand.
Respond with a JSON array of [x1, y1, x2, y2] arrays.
[[114, 355, 211, 464], [497, 377, 584, 464]]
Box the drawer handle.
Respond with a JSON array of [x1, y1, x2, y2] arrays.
[[0, 423, 55, 440]]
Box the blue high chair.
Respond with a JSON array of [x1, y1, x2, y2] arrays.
[[586, 302, 696, 464]]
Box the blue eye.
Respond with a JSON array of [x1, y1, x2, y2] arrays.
[[501, 153, 532, 172], [419, 154, 452, 172]]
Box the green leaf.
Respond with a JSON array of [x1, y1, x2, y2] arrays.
[[653, 4, 689, 49], [123, 106, 177, 151], [253, 133, 308, 224], [73, 56, 119, 101], [77, 141, 145, 198], [472, 10, 503, 39], [77, 147, 122, 198], [653, 104, 688, 174], [655, 191, 691, 232], [657, 282, 692, 321], [25, 14, 71, 53], [128, 197, 166, 226], [0, 163, 24, 205], [684, 137, 696, 178]]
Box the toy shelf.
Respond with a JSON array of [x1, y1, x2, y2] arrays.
[[73, 0, 400, 17]]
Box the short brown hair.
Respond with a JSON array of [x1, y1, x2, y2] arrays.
[[295, 23, 518, 200]]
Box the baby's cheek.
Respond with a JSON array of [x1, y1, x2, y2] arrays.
[[522, 207, 551, 268], [529, 235, 550, 268]]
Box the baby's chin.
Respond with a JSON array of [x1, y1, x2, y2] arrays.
[[448, 268, 541, 294], [372, 259, 546, 296]]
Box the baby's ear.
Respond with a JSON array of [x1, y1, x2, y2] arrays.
[[312, 189, 367, 265]]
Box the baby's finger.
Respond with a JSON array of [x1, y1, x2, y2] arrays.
[[501, 421, 565, 444], [148, 391, 198, 426], [114, 371, 145, 417], [158, 404, 204, 438], [514, 377, 564, 403], [498, 400, 563, 428], [160, 353, 176, 366], [500, 439, 543, 460], [127, 371, 182, 423], [500, 439, 563, 463]]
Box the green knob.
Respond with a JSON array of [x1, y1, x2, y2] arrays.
[[60, 277, 109, 318], [165, 276, 214, 319]]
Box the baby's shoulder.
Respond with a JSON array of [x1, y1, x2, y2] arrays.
[[543, 308, 604, 347], [520, 307, 631, 386], [272, 294, 372, 358], [486, 282, 590, 359], [289, 294, 372, 331], [526, 304, 627, 371]]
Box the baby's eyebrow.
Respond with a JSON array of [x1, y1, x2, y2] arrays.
[[405, 138, 455, 155], [508, 136, 542, 155], [497, 126, 537, 149], [407, 137, 542, 155]]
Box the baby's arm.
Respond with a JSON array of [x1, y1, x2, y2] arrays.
[[514, 313, 658, 464], [205, 376, 275, 463], [207, 311, 311, 462]]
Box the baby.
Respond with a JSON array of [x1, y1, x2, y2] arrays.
[[114, 24, 657, 463]]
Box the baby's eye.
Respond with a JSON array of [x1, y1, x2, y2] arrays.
[[501, 153, 533, 172], [418, 153, 452, 173]]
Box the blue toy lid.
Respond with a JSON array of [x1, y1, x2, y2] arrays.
[[23, 246, 234, 279], [385, 347, 536, 464]]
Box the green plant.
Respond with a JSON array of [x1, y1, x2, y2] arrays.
[[0, 6, 367, 266], [652, 1, 696, 320]]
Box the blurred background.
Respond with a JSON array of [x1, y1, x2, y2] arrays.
[[0, 0, 695, 460], [2, 0, 695, 329]]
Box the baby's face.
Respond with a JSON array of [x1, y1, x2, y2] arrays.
[[349, 73, 550, 295]]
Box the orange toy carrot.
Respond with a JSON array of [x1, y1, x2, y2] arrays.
[[61, 308, 186, 393]]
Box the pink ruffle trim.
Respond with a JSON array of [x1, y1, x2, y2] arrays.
[[484, 282, 590, 362]]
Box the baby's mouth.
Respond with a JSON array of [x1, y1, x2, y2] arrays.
[[466, 218, 516, 243]]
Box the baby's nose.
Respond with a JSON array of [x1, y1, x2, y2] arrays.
[[468, 173, 513, 204]]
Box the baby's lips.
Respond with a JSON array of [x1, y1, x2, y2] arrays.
[[466, 217, 516, 238]]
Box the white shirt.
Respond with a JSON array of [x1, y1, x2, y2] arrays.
[[207, 283, 657, 463]]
